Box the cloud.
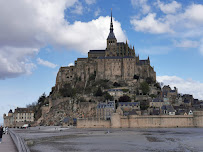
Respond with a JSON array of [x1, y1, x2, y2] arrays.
[[0, 0, 127, 79], [156, 0, 181, 14], [131, 3, 203, 35], [130, 13, 173, 34], [200, 39, 203, 55], [37, 58, 57, 68], [157, 75, 203, 100], [71, 2, 83, 15], [85, 0, 96, 5], [68, 63, 74, 66], [174, 40, 199, 48], [137, 46, 171, 55], [94, 8, 101, 17], [184, 4, 203, 23], [130, 2, 203, 55], [0, 47, 37, 79], [131, 0, 151, 14]]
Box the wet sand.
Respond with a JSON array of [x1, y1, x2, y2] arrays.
[[13, 127, 203, 152]]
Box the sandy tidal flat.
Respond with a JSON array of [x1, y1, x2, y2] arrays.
[[13, 127, 203, 152]]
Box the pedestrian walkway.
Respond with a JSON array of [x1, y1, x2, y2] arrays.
[[0, 134, 18, 152]]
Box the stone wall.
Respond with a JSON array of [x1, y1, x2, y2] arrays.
[[77, 118, 110, 128], [77, 111, 203, 128], [193, 111, 203, 127]]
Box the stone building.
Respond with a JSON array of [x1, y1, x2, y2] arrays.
[[55, 11, 156, 90], [3, 107, 34, 127], [14, 107, 34, 123], [3, 109, 14, 127], [182, 94, 194, 105], [96, 101, 115, 120], [108, 89, 123, 99], [116, 102, 141, 116], [150, 98, 164, 108]]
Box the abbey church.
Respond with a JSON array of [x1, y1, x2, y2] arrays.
[[55, 11, 156, 89]]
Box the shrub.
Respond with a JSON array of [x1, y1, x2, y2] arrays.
[[59, 83, 76, 97], [133, 75, 139, 80], [94, 87, 103, 96], [140, 100, 149, 110], [103, 91, 114, 101], [122, 89, 129, 93], [140, 81, 150, 95], [119, 95, 131, 102], [113, 82, 121, 87], [146, 77, 154, 84], [78, 97, 87, 102]]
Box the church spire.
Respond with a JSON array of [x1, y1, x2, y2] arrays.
[[107, 9, 116, 40], [110, 8, 113, 33]]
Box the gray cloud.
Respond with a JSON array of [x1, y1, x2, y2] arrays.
[[0, 0, 127, 79]]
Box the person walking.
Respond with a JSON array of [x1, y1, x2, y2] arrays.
[[0, 126, 3, 143]]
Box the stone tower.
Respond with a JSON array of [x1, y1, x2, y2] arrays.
[[106, 9, 117, 57]]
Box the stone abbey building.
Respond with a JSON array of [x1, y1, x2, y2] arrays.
[[55, 11, 156, 89]]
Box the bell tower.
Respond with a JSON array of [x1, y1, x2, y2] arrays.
[[106, 9, 117, 57]]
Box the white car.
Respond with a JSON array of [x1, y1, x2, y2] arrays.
[[21, 124, 29, 129]]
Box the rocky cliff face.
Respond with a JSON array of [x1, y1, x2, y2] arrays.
[[39, 98, 97, 126]]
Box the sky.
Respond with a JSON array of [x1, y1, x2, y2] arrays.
[[1, 0, 203, 124]]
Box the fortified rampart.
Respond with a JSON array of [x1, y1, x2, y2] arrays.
[[77, 118, 111, 128], [77, 111, 203, 128]]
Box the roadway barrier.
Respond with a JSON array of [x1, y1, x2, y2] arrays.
[[8, 129, 30, 152]]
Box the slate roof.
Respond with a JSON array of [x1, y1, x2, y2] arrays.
[[119, 102, 139, 106], [14, 108, 34, 113], [98, 56, 134, 59], [108, 89, 123, 92], [97, 101, 115, 109], [117, 42, 125, 45], [89, 50, 105, 53], [107, 31, 116, 39], [152, 98, 163, 102], [184, 99, 191, 103], [138, 60, 149, 65], [161, 105, 175, 112]]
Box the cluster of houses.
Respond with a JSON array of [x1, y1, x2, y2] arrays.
[[149, 85, 202, 115], [3, 108, 35, 128], [96, 85, 203, 120], [4, 85, 203, 126]]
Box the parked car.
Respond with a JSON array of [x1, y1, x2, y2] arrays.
[[21, 124, 30, 129]]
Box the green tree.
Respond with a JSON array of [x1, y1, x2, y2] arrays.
[[154, 82, 161, 89], [140, 81, 150, 95], [146, 77, 154, 84], [113, 82, 121, 87], [59, 83, 76, 97], [89, 71, 96, 81], [103, 92, 114, 101], [78, 97, 87, 102], [95, 87, 103, 96], [140, 101, 149, 110], [149, 94, 157, 98], [38, 93, 46, 104], [119, 95, 131, 102]]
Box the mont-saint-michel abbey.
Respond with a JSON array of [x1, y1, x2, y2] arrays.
[[2, 7, 203, 152], [4, 11, 203, 129], [56, 11, 156, 89]]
